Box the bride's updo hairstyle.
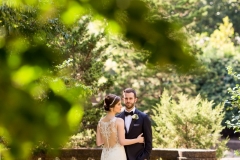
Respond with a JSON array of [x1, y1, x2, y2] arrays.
[[104, 94, 121, 111]]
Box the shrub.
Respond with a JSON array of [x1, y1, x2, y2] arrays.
[[225, 67, 240, 133], [152, 90, 228, 158], [64, 129, 96, 148]]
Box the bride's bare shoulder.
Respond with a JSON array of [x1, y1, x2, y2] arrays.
[[115, 117, 124, 124]]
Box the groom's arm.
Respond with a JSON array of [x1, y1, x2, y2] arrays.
[[138, 114, 152, 160]]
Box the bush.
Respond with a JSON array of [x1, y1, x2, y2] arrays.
[[152, 90, 228, 158], [64, 129, 96, 148], [225, 67, 240, 133]]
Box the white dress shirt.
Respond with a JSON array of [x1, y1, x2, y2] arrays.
[[125, 107, 135, 132]]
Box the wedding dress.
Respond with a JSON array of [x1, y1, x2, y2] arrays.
[[98, 117, 127, 160]]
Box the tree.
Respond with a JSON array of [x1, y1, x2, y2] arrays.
[[145, 0, 240, 36], [51, 16, 114, 147]]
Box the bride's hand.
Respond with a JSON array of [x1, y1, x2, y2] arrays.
[[137, 133, 144, 143]]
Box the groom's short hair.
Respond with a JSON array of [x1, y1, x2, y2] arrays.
[[123, 88, 137, 98]]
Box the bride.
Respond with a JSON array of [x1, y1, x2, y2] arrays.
[[96, 94, 144, 160]]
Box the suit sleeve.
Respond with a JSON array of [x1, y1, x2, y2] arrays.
[[138, 114, 152, 160]]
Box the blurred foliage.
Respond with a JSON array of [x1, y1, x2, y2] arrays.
[[191, 58, 240, 125], [195, 17, 236, 58], [0, 0, 239, 157], [84, 0, 197, 72], [0, 2, 89, 160], [144, 0, 240, 35], [194, 0, 240, 35], [192, 17, 240, 127], [0, 0, 199, 158], [64, 129, 96, 148], [152, 90, 228, 158], [31, 141, 50, 155], [225, 67, 240, 133], [226, 67, 240, 109], [0, 38, 87, 160]]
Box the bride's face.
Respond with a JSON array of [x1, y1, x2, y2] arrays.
[[113, 101, 122, 113]]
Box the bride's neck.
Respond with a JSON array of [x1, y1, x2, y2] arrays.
[[106, 112, 115, 119]]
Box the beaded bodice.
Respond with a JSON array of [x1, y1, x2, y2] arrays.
[[98, 117, 119, 148]]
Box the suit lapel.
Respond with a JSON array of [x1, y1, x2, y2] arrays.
[[128, 119, 134, 133]]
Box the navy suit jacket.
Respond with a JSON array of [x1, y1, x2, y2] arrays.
[[116, 109, 152, 160]]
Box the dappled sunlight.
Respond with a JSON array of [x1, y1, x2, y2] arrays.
[[61, 1, 85, 25], [104, 59, 118, 72], [49, 79, 66, 94], [11, 65, 43, 86], [98, 76, 108, 85], [67, 104, 84, 130]]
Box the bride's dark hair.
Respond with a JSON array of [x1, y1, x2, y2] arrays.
[[104, 94, 121, 111]]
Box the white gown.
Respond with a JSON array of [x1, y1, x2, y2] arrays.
[[98, 117, 127, 160]]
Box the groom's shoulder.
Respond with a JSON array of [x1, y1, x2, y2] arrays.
[[136, 109, 150, 117], [136, 108, 146, 114]]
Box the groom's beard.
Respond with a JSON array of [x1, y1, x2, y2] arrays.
[[125, 102, 135, 110]]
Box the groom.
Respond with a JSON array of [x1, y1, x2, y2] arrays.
[[116, 88, 152, 160]]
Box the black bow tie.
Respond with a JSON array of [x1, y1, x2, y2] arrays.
[[124, 111, 133, 116]]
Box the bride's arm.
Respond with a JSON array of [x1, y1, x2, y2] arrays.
[[96, 123, 104, 146], [117, 118, 144, 146]]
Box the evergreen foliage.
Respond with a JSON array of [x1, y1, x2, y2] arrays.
[[152, 90, 228, 158], [51, 15, 113, 93]]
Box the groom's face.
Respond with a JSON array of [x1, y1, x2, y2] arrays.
[[123, 92, 137, 111]]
